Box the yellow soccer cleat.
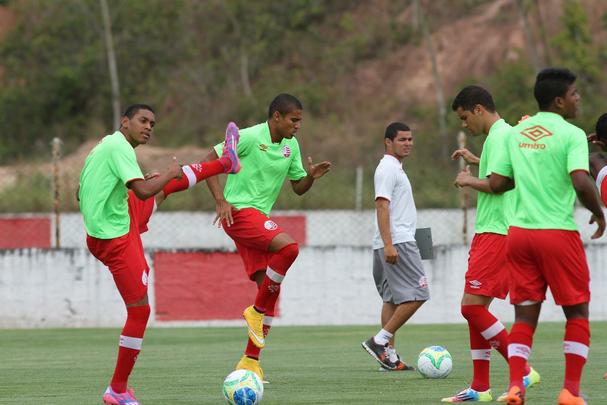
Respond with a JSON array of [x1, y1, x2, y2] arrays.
[[243, 305, 265, 348], [441, 387, 493, 402], [236, 355, 265, 381], [497, 367, 540, 402]]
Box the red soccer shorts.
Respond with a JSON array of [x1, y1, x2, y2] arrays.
[[86, 192, 155, 304], [506, 226, 590, 306], [223, 208, 284, 280], [464, 233, 509, 299]]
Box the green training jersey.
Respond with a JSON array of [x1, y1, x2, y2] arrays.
[[214, 122, 308, 215], [475, 119, 511, 235], [79, 131, 144, 239], [488, 112, 588, 230]]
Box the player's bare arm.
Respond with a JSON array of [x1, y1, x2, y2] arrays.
[[488, 172, 514, 194], [571, 170, 606, 239], [202, 148, 236, 227], [290, 156, 331, 195], [128, 157, 182, 200], [451, 148, 480, 165], [453, 165, 494, 193], [376, 198, 397, 264]]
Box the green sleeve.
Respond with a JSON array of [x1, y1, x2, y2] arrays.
[[487, 130, 513, 179], [567, 129, 589, 173], [109, 143, 144, 185], [287, 140, 308, 181]]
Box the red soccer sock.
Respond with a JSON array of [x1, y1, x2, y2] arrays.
[[162, 160, 226, 196], [110, 304, 150, 393], [563, 318, 590, 397], [254, 243, 298, 312], [467, 323, 491, 392], [507, 322, 535, 392], [461, 305, 509, 360]]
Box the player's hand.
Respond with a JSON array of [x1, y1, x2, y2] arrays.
[[454, 165, 472, 188], [450, 148, 479, 165], [589, 213, 605, 239], [307, 157, 331, 179], [213, 198, 237, 228], [384, 244, 398, 264], [167, 156, 183, 179], [588, 133, 607, 151], [518, 114, 531, 123]]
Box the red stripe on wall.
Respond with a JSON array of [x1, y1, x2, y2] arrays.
[[272, 215, 306, 245], [154, 251, 281, 321], [0, 217, 51, 248]]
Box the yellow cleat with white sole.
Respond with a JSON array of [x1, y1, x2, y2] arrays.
[[243, 305, 265, 348], [236, 355, 267, 383]]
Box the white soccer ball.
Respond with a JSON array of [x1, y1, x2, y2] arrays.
[[222, 369, 264, 405], [417, 345, 453, 379]]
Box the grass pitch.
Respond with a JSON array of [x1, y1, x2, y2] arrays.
[[1, 322, 606, 404]]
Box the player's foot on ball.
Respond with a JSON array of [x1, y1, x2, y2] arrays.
[[497, 367, 540, 402], [102, 386, 140, 405], [361, 337, 396, 370], [504, 385, 524, 405], [222, 122, 241, 174], [236, 355, 267, 383], [557, 388, 587, 405], [243, 305, 265, 348], [441, 386, 493, 402]]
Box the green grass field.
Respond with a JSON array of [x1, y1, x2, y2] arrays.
[[1, 322, 606, 404]]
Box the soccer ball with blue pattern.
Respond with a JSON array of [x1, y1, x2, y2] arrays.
[[417, 345, 453, 379], [222, 369, 264, 405]]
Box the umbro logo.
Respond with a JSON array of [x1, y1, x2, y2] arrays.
[[520, 125, 553, 142], [469, 280, 482, 289], [259, 144, 268, 152]]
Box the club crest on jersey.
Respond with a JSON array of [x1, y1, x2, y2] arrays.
[[264, 220, 278, 231], [142, 271, 148, 286], [259, 144, 268, 152], [282, 145, 291, 158]]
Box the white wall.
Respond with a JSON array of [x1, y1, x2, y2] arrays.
[[2, 245, 607, 328]]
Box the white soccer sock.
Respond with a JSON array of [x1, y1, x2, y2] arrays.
[[374, 329, 393, 346], [387, 345, 399, 362]]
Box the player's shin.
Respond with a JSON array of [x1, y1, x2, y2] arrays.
[[563, 318, 590, 397], [110, 304, 150, 393], [162, 161, 226, 197], [507, 323, 534, 392], [254, 243, 298, 312], [468, 323, 492, 391]]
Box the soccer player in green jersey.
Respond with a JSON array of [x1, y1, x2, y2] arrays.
[[441, 86, 538, 403], [80, 105, 240, 404], [203, 93, 331, 381], [489, 68, 605, 405]]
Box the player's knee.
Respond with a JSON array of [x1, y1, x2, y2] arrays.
[[281, 242, 299, 263], [127, 303, 151, 323], [460, 304, 479, 321]]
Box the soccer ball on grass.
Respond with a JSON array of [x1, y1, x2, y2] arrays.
[[222, 369, 264, 405], [417, 345, 453, 379]]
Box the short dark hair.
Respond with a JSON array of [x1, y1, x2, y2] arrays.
[[596, 113, 607, 141], [534, 68, 576, 110], [384, 122, 410, 140], [268, 94, 303, 118], [123, 104, 155, 119], [451, 85, 496, 113]]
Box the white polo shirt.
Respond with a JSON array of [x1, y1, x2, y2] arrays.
[[373, 154, 417, 249]]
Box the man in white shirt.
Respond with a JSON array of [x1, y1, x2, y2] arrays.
[[361, 122, 429, 371]]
